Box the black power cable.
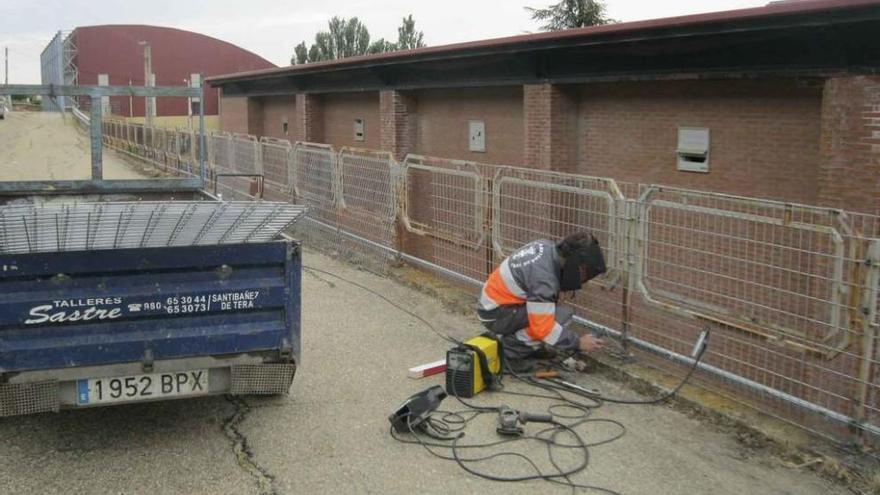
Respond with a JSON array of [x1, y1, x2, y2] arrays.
[[302, 264, 461, 346], [303, 262, 708, 493]]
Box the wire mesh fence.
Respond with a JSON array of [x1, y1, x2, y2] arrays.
[[260, 137, 293, 198], [622, 186, 880, 448], [94, 121, 880, 448], [96, 118, 203, 180], [289, 141, 339, 249], [337, 147, 398, 272], [401, 155, 492, 282]]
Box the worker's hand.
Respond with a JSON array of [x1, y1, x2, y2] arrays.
[[578, 334, 605, 353]]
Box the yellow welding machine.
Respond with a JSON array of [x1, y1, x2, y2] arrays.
[[445, 335, 502, 398]]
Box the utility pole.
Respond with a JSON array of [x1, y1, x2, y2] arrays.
[[184, 77, 193, 131], [4, 47, 8, 85], [139, 41, 153, 127]]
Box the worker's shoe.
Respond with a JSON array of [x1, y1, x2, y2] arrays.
[[532, 345, 558, 360], [504, 357, 536, 374]]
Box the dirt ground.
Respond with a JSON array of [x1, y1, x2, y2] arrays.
[[0, 111, 146, 180], [0, 249, 854, 495]]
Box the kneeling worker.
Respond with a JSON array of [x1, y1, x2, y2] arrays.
[[476, 232, 607, 367]]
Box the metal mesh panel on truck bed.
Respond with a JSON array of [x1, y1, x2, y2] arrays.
[[0, 381, 59, 417], [230, 364, 296, 395], [0, 201, 308, 254]]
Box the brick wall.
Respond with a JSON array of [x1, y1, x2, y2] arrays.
[[380, 90, 416, 161], [413, 86, 524, 165], [219, 95, 250, 135], [321, 92, 380, 149], [246, 98, 263, 138], [219, 94, 266, 137], [524, 83, 578, 171], [216, 77, 878, 214], [295, 93, 323, 142], [818, 76, 880, 215], [258, 96, 297, 141], [577, 79, 823, 204]]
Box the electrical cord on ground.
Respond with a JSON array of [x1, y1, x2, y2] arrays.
[[396, 344, 707, 492], [302, 264, 461, 346], [305, 263, 708, 492], [522, 342, 709, 406]]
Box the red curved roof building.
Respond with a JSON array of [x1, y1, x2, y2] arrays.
[[43, 25, 276, 117]]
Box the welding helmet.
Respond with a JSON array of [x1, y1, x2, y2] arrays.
[[558, 233, 606, 292]]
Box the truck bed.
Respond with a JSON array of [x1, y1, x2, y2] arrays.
[[0, 202, 305, 416]]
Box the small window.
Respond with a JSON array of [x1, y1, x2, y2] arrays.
[[282, 120, 289, 135], [676, 127, 710, 173], [354, 118, 365, 142]]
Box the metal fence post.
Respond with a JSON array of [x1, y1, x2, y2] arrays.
[[620, 198, 639, 355], [89, 95, 103, 180], [198, 74, 206, 186], [855, 239, 880, 446]]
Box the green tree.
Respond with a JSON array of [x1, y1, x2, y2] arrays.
[[330, 16, 371, 59], [369, 38, 397, 54], [292, 14, 426, 64], [308, 31, 335, 62], [292, 42, 309, 65], [396, 14, 425, 50], [526, 0, 614, 31]]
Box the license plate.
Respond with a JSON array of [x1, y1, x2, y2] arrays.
[[76, 370, 209, 405]]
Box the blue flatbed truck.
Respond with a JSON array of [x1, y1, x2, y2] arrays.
[[0, 199, 305, 417], [0, 83, 308, 417]]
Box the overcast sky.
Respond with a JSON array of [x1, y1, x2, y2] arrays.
[[0, 0, 767, 84]]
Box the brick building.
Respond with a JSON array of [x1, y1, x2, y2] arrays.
[[208, 0, 880, 214]]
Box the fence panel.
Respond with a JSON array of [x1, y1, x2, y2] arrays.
[[336, 147, 398, 271], [231, 133, 261, 175], [176, 129, 196, 177], [209, 131, 232, 171], [491, 167, 624, 281], [260, 137, 293, 196], [402, 155, 492, 282], [208, 132, 256, 199], [637, 186, 852, 354], [290, 142, 339, 246], [488, 166, 630, 339], [162, 128, 180, 174], [628, 185, 880, 446]]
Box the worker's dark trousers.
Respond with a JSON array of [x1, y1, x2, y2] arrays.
[[477, 305, 574, 361]]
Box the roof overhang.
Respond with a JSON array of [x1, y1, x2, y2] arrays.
[[209, 0, 880, 96]]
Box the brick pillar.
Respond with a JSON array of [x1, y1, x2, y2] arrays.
[[218, 94, 250, 135], [295, 93, 323, 143], [523, 83, 577, 172], [380, 90, 415, 161], [818, 76, 880, 215], [246, 98, 263, 138]]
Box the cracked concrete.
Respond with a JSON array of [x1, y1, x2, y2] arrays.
[[222, 396, 277, 495], [0, 249, 856, 494]]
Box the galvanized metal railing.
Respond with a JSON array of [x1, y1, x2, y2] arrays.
[[0, 84, 205, 194], [100, 125, 880, 449]]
